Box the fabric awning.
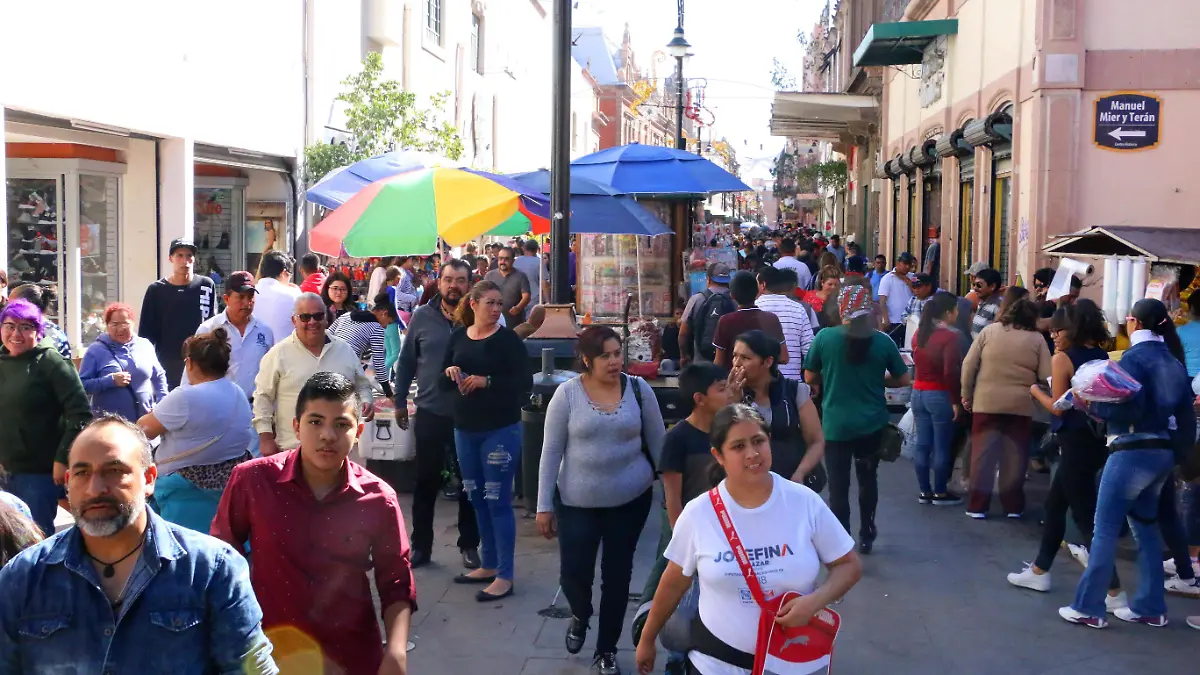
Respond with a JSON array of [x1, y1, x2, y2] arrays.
[[1042, 226, 1200, 265], [769, 92, 879, 141], [852, 20, 959, 67]]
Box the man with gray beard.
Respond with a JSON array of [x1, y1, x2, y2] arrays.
[[0, 414, 277, 674]]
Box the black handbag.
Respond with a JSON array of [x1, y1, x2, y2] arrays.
[[876, 423, 905, 462]]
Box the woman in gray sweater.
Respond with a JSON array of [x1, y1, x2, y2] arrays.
[[537, 326, 666, 675]]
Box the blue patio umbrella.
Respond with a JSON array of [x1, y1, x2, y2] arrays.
[[305, 149, 460, 209], [509, 169, 670, 236], [569, 144, 751, 196]]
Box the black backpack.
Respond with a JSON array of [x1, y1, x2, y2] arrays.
[[689, 290, 736, 362]]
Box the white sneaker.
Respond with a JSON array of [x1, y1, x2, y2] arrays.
[[1113, 607, 1168, 627], [1163, 558, 1200, 577], [1059, 606, 1108, 628], [966, 511, 987, 519], [1007, 564, 1050, 592], [1065, 543, 1089, 569], [1187, 616, 1200, 631], [1165, 576, 1200, 598], [1105, 591, 1129, 614]]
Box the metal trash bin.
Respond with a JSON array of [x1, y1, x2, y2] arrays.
[[521, 348, 575, 513]]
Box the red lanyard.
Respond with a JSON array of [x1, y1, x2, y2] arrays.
[[709, 486, 771, 611]]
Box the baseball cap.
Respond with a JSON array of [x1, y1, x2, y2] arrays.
[[226, 271, 258, 294], [914, 273, 936, 286], [169, 238, 198, 255], [707, 261, 732, 284], [965, 261, 989, 276], [896, 251, 917, 264], [845, 255, 868, 274]]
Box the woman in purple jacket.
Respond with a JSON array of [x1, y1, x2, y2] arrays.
[[78, 302, 168, 421]]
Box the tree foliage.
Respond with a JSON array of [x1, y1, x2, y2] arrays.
[[796, 160, 848, 193], [302, 52, 465, 184]]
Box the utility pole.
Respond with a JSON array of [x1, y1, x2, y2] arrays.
[[549, 0, 572, 304]]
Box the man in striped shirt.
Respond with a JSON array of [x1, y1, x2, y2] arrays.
[[970, 267, 1003, 338], [754, 266, 814, 378]]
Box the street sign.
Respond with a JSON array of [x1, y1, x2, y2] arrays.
[[1094, 93, 1161, 151]]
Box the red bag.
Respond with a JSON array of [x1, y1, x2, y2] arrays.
[[709, 487, 841, 675]]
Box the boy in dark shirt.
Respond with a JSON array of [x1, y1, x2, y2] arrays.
[[139, 238, 215, 388], [633, 363, 732, 662]]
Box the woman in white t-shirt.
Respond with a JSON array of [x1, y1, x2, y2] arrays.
[[635, 404, 862, 675]]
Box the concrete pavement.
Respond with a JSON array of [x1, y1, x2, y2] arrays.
[[399, 459, 1200, 675]]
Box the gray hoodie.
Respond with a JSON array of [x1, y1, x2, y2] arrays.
[[394, 295, 458, 416]]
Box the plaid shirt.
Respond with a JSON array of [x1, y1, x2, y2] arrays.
[[903, 294, 929, 325], [971, 296, 1001, 337]]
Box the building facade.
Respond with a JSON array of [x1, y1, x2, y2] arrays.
[[875, 0, 1200, 292]]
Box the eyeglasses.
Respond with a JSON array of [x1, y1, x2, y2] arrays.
[[295, 312, 327, 323], [0, 322, 38, 335]]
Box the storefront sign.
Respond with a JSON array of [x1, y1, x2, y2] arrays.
[[1094, 93, 1161, 151]]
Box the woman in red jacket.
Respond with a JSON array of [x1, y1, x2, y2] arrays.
[[909, 292, 964, 506]]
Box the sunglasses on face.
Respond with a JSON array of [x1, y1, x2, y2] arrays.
[[296, 312, 326, 323]]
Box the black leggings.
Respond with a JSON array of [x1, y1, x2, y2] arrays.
[[1034, 427, 1120, 589], [825, 428, 884, 540]]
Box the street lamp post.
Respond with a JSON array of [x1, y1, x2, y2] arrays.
[[666, 26, 690, 151]]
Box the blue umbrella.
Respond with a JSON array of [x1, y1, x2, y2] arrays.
[[509, 170, 670, 235], [570, 144, 751, 196], [305, 150, 460, 209]]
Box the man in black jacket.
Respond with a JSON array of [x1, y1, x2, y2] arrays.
[[394, 258, 480, 569]]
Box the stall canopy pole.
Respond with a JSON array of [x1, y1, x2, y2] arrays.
[[549, 0, 572, 304], [636, 237, 645, 316]]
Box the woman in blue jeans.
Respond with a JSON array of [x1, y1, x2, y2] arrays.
[[442, 280, 531, 602], [1060, 299, 1196, 628], [909, 292, 964, 506]]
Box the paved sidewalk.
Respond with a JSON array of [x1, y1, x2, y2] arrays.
[[400, 460, 1200, 675]]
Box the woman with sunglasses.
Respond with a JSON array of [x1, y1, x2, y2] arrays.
[[1060, 299, 1195, 628], [1009, 301, 1128, 607]]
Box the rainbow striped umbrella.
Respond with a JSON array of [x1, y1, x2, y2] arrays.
[[309, 168, 549, 257]]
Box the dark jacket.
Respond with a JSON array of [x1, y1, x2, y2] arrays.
[[1093, 340, 1196, 466], [0, 338, 93, 473], [764, 376, 825, 492], [394, 294, 457, 416]]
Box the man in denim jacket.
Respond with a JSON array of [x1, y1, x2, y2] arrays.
[[0, 414, 277, 674]]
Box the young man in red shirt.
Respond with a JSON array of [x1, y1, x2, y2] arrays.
[[212, 371, 415, 675]]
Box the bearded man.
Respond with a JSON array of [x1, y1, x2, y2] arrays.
[[0, 414, 277, 674], [393, 259, 481, 570]]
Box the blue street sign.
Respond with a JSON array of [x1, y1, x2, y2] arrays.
[[1094, 93, 1161, 151]]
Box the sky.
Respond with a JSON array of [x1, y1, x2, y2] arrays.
[[575, 0, 827, 178]]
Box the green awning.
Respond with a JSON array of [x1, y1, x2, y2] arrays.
[[852, 20, 958, 67]]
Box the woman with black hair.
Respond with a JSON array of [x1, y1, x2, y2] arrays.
[[1010, 300, 1127, 606], [805, 286, 909, 554], [909, 292, 963, 505], [730, 330, 826, 493], [320, 271, 354, 324], [961, 298, 1051, 519], [1060, 298, 1196, 628]]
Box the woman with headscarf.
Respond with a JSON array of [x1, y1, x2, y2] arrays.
[[0, 299, 92, 535], [805, 286, 910, 554]]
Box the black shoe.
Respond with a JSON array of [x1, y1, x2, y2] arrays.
[[858, 539, 874, 555], [217, 231, 230, 249], [410, 550, 431, 569], [461, 548, 481, 569], [475, 585, 513, 602], [918, 492, 934, 505], [454, 572, 496, 584], [566, 616, 588, 654], [932, 492, 964, 506], [593, 652, 620, 675]]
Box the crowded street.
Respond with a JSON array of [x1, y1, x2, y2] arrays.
[[5, 1, 1200, 674]]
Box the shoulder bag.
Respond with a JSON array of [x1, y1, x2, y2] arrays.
[[709, 486, 841, 675], [621, 373, 659, 476]]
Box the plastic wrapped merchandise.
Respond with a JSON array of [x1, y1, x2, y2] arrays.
[[1070, 359, 1142, 404]]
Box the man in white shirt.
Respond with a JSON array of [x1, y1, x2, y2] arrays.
[[878, 251, 917, 346], [185, 271, 275, 399], [772, 238, 813, 291], [755, 266, 814, 377], [252, 292, 374, 456], [253, 250, 302, 342]]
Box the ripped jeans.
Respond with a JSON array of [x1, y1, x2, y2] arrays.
[[454, 423, 522, 581]]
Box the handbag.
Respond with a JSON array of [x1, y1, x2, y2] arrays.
[[709, 487, 841, 675], [876, 423, 904, 462]]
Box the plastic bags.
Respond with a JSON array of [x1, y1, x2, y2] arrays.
[[897, 409, 918, 461], [1070, 359, 1142, 404]]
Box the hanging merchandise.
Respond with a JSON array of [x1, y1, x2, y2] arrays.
[[1146, 263, 1182, 316], [578, 234, 672, 320]]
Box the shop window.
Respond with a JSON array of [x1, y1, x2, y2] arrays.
[[6, 177, 63, 324], [958, 180, 974, 294], [194, 187, 243, 296], [79, 175, 120, 344], [425, 0, 443, 44]]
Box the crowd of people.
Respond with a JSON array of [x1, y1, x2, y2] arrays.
[[1, 223, 1199, 675]]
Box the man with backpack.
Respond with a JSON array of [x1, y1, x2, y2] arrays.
[[678, 262, 735, 365]]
